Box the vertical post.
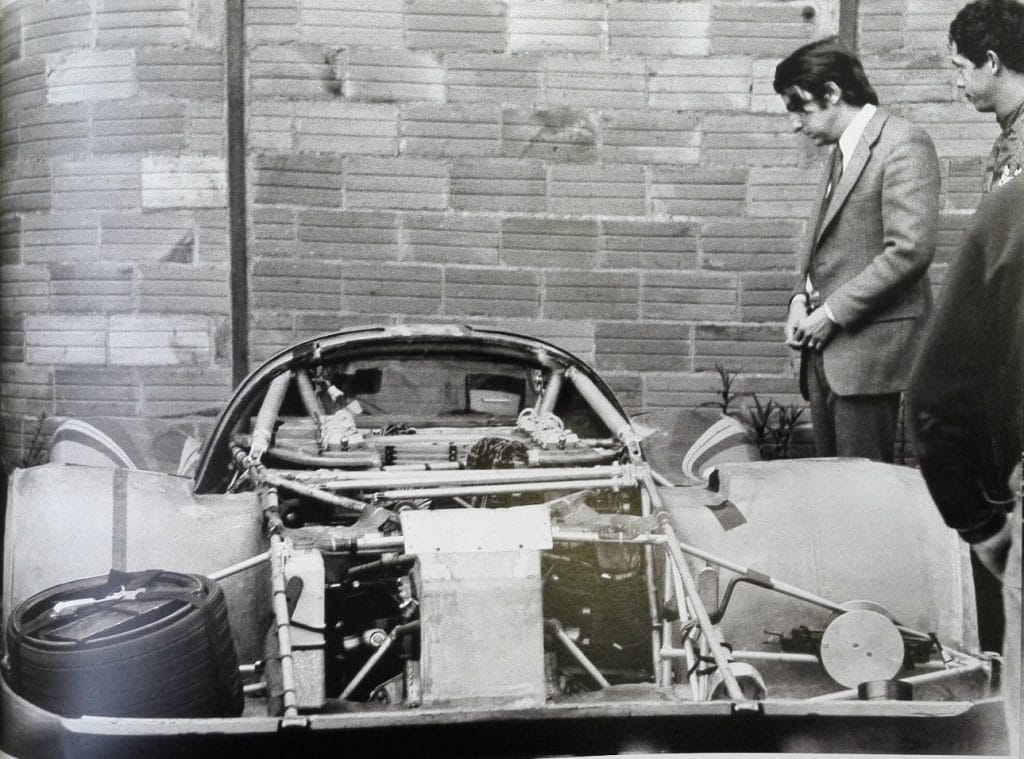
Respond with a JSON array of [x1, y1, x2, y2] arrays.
[[226, 0, 249, 387], [839, 0, 859, 52]]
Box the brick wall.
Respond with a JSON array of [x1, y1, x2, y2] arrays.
[[0, 0, 1003, 462], [244, 0, 996, 435], [0, 0, 231, 457]]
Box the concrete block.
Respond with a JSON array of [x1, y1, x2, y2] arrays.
[[100, 211, 196, 263], [945, 156, 986, 210], [701, 219, 800, 271], [95, 0, 191, 47], [609, 2, 710, 56], [641, 270, 739, 321], [340, 262, 443, 315], [501, 217, 598, 269], [710, 3, 815, 56], [747, 165, 827, 219], [701, 113, 804, 167], [52, 367, 141, 416], [254, 206, 297, 244], [474, 318, 595, 362], [47, 49, 138, 103], [935, 210, 972, 266], [297, 209, 401, 261], [0, 264, 49, 314], [138, 263, 230, 314], [22, 1, 92, 57], [543, 269, 639, 320], [18, 103, 90, 157], [1, 57, 47, 113], [24, 314, 107, 365], [295, 101, 399, 155], [137, 47, 225, 101], [595, 321, 691, 372], [1, 215, 20, 266], [751, 58, 788, 114], [345, 157, 448, 211], [447, 53, 543, 105], [452, 158, 546, 213], [1, 160, 52, 212], [404, 213, 500, 264], [600, 219, 698, 270], [738, 271, 796, 322], [905, 0, 963, 48], [299, 0, 403, 47], [187, 102, 227, 154], [694, 323, 790, 373], [195, 210, 228, 264], [91, 101, 188, 154], [598, 110, 700, 165], [544, 56, 647, 109], [142, 155, 226, 209], [247, 0, 300, 43], [53, 155, 141, 211], [899, 103, 997, 159], [404, 0, 506, 51], [250, 102, 294, 152], [649, 57, 752, 110], [343, 48, 445, 102], [250, 44, 339, 101], [1, 6, 21, 64], [651, 165, 749, 217], [403, 103, 502, 158], [444, 266, 541, 318], [22, 211, 98, 263], [108, 314, 211, 366], [864, 52, 955, 105], [251, 258, 344, 312], [509, 2, 603, 53], [137, 366, 232, 417], [502, 106, 597, 163], [549, 164, 645, 216]]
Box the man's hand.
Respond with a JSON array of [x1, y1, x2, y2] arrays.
[[795, 308, 836, 351], [972, 518, 1013, 579], [785, 298, 807, 349]]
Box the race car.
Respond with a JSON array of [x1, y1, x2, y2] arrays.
[[0, 324, 1007, 757]]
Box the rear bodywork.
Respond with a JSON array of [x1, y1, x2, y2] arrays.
[[0, 325, 1008, 757]]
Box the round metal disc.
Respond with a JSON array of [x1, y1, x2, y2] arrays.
[[820, 609, 905, 688]]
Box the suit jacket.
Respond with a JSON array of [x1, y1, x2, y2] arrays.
[[796, 109, 941, 396]]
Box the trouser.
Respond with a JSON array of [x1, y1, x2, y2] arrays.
[[805, 351, 900, 462]]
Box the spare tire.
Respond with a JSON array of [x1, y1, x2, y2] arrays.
[[5, 569, 243, 718]]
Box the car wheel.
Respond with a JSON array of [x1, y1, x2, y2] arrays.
[[5, 570, 243, 718]]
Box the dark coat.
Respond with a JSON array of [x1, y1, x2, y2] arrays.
[[908, 177, 1024, 542]]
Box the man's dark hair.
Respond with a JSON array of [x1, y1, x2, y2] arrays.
[[773, 37, 879, 108], [949, 0, 1024, 74]]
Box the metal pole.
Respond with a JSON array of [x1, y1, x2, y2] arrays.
[[209, 550, 271, 581], [808, 657, 988, 701], [647, 474, 746, 701], [279, 462, 636, 491], [265, 490, 299, 718], [547, 619, 611, 689], [340, 621, 419, 700]]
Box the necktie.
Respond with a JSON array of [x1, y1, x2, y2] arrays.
[[813, 146, 843, 242]]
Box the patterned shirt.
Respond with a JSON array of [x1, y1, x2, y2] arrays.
[[983, 96, 1024, 193]]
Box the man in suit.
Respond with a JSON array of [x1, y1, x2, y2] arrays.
[[774, 38, 941, 461]]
